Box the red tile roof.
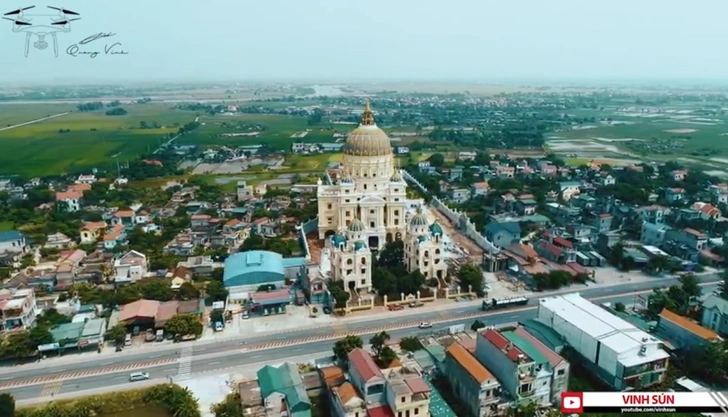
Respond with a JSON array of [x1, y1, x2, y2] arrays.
[[567, 262, 588, 275], [553, 236, 573, 249], [483, 329, 509, 350], [348, 348, 382, 382]]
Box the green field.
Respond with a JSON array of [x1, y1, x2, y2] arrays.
[[0, 103, 197, 177], [553, 117, 728, 155], [176, 113, 352, 148]]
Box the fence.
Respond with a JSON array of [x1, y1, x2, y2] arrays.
[[402, 170, 499, 255], [298, 217, 318, 260]]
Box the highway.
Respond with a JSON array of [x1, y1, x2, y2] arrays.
[[0, 275, 720, 401]]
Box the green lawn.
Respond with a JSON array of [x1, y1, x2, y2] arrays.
[[0, 103, 197, 177], [0, 221, 14, 231]]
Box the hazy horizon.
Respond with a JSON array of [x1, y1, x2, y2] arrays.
[[1, 0, 727, 84]]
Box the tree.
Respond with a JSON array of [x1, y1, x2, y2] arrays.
[[370, 331, 390, 357], [427, 153, 445, 167], [457, 263, 484, 297], [178, 282, 201, 300], [721, 269, 728, 301], [333, 335, 363, 362], [328, 281, 350, 309], [614, 302, 626, 312], [0, 393, 14, 417], [471, 319, 485, 331], [106, 324, 127, 345], [399, 336, 423, 352], [239, 233, 265, 252], [165, 314, 203, 337], [378, 346, 398, 368], [211, 393, 242, 417], [679, 340, 728, 385], [0, 331, 34, 359], [206, 280, 229, 302], [377, 241, 404, 269], [678, 273, 701, 299], [28, 326, 53, 348]]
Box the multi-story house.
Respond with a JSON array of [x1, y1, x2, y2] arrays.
[[55, 249, 87, 289], [114, 250, 148, 285], [103, 224, 128, 250], [640, 222, 671, 247], [475, 328, 553, 407], [656, 308, 721, 350], [537, 293, 669, 390], [559, 182, 581, 201], [512, 326, 570, 402], [638, 205, 667, 224], [594, 213, 612, 234], [471, 182, 490, 197], [451, 188, 471, 204], [665, 187, 685, 204], [44, 233, 73, 250], [485, 222, 521, 249], [55, 189, 83, 212], [80, 221, 107, 244], [384, 366, 432, 417], [0, 230, 27, 257], [0, 288, 39, 332], [701, 294, 728, 337], [666, 228, 707, 251], [111, 210, 136, 229], [332, 382, 366, 417], [348, 348, 386, 405], [445, 342, 503, 417], [707, 184, 728, 204]]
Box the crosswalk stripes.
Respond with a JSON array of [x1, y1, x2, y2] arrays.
[[0, 357, 177, 390], [40, 380, 63, 397], [176, 346, 194, 381]]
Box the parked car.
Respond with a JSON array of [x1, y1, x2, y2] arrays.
[[322, 306, 331, 314], [129, 372, 149, 382], [388, 305, 404, 311], [409, 302, 423, 308], [418, 322, 432, 329], [242, 311, 250, 319], [214, 322, 224, 332]]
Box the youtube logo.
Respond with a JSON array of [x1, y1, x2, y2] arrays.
[[561, 392, 583, 413]]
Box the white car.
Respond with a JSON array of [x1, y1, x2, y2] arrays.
[[418, 322, 433, 329], [129, 372, 150, 382]]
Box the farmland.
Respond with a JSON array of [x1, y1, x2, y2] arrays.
[[176, 113, 352, 148], [0, 103, 197, 177]]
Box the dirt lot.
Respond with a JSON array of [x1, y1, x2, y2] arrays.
[[429, 207, 483, 263]]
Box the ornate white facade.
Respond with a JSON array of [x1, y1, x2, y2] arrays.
[[317, 102, 407, 249], [329, 219, 372, 292], [404, 211, 447, 280]]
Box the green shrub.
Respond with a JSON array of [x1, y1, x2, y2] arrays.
[[16, 384, 200, 417]]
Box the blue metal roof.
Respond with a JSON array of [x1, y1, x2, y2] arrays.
[[223, 251, 285, 287], [281, 257, 306, 268], [0, 230, 22, 243]]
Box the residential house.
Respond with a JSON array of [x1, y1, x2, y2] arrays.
[[76, 174, 97, 184], [347, 348, 386, 405], [598, 173, 616, 186], [55, 189, 83, 212], [418, 161, 436, 175], [257, 363, 312, 417], [55, 249, 87, 290], [445, 342, 503, 417], [692, 202, 721, 220], [496, 166, 515, 178], [708, 184, 728, 204], [191, 214, 212, 228], [513, 326, 570, 402], [80, 221, 107, 244], [471, 182, 490, 197], [671, 170, 688, 181], [540, 164, 557, 176], [638, 205, 668, 224], [0, 288, 39, 332], [474, 328, 553, 407], [666, 228, 707, 251], [451, 188, 471, 204], [44, 233, 73, 250], [0, 231, 26, 255], [177, 256, 216, 276], [640, 222, 671, 247], [103, 224, 128, 250], [450, 166, 465, 181], [535, 241, 566, 264], [656, 308, 721, 350], [559, 182, 581, 201], [515, 199, 537, 216], [701, 295, 728, 337], [163, 231, 197, 256], [111, 210, 136, 229], [594, 214, 612, 234], [382, 364, 432, 417], [114, 250, 148, 285], [665, 188, 685, 204], [485, 222, 521, 249], [332, 382, 366, 417]]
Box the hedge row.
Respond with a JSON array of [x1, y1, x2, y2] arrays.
[[17, 384, 201, 417]]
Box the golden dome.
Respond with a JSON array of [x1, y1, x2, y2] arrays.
[[343, 101, 392, 157]]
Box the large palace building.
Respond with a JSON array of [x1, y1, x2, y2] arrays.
[[316, 101, 407, 250]]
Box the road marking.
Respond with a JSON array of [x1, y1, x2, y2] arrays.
[[209, 361, 220, 365], [273, 335, 288, 340], [249, 354, 264, 359], [112, 376, 127, 380], [55, 369, 66, 372], [150, 354, 162, 358], [292, 348, 303, 352], [40, 380, 63, 397]]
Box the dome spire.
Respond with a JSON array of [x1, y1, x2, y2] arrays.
[[361, 99, 375, 126]]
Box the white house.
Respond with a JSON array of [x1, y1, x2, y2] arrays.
[[113, 250, 148, 285]]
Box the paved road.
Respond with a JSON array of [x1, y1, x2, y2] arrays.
[[2, 276, 720, 401]]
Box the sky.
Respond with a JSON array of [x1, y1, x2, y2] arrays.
[[1, 0, 728, 84]]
